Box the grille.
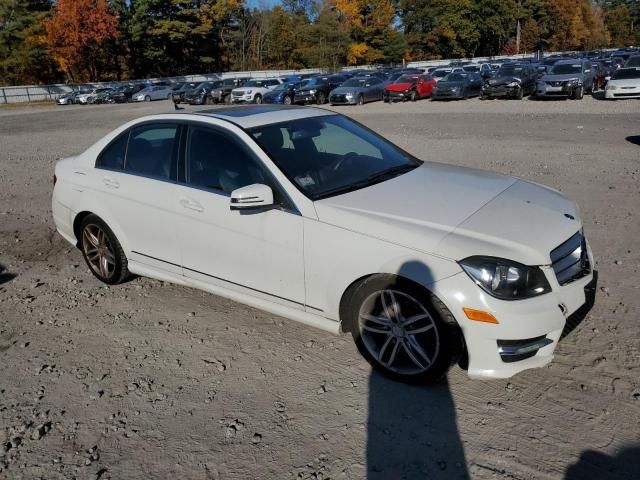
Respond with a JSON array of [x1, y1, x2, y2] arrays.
[[550, 231, 590, 286], [331, 94, 347, 102], [546, 81, 565, 87]]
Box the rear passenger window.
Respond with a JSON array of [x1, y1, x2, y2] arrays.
[[96, 132, 128, 170], [125, 124, 178, 180]]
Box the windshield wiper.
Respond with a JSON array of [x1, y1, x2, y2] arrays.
[[314, 164, 417, 200]]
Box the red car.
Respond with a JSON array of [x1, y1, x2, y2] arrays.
[[383, 74, 436, 102]]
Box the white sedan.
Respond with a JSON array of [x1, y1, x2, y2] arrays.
[[52, 106, 596, 383], [605, 67, 640, 99]]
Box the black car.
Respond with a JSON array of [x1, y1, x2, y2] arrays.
[[293, 75, 347, 104], [211, 78, 249, 104], [105, 84, 145, 103], [481, 63, 537, 99], [171, 82, 199, 104], [184, 80, 223, 105], [432, 72, 484, 100]]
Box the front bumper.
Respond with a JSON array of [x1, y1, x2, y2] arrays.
[[329, 94, 356, 105], [431, 240, 596, 379], [186, 95, 206, 105], [482, 84, 521, 98], [432, 89, 463, 100], [605, 87, 640, 99], [294, 93, 318, 104], [536, 82, 580, 98], [262, 96, 283, 104], [231, 94, 255, 103], [384, 91, 410, 102]]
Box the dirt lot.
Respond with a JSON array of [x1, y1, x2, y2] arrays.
[[1, 97, 639, 480]]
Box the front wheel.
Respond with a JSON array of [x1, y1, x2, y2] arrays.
[[357, 94, 364, 106], [410, 90, 418, 102], [144, 95, 151, 102], [254, 94, 262, 104], [283, 95, 292, 105], [79, 214, 130, 285], [574, 86, 584, 100], [343, 275, 461, 384], [316, 92, 326, 105]]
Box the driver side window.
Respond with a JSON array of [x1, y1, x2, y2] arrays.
[[185, 125, 269, 195]]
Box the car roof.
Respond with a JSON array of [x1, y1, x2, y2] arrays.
[[190, 105, 337, 129]]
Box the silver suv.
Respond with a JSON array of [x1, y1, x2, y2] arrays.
[[536, 59, 595, 99]]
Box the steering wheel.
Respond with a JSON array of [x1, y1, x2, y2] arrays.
[[331, 152, 359, 172]]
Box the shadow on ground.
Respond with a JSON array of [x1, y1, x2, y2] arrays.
[[565, 445, 640, 480], [0, 264, 17, 285], [626, 135, 640, 147]]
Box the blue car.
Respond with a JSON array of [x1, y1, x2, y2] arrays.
[[262, 82, 300, 105]]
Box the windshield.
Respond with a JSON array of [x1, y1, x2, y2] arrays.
[[612, 68, 640, 80], [462, 65, 480, 72], [249, 115, 420, 200], [301, 78, 327, 88], [432, 70, 450, 78], [387, 73, 403, 82], [551, 63, 583, 75], [342, 78, 367, 87], [498, 65, 524, 76], [243, 80, 267, 88], [272, 82, 297, 91], [443, 73, 468, 82]]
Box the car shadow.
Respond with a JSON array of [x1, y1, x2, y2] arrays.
[[0, 264, 17, 286], [365, 260, 469, 479], [565, 445, 640, 479], [626, 135, 640, 147]]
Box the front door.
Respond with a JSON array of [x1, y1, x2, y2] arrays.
[[174, 123, 306, 309]]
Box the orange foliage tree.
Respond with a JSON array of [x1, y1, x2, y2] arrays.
[[45, 0, 119, 81]]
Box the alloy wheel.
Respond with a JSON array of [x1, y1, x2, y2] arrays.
[[358, 289, 439, 375], [82, 224, 116, 280]]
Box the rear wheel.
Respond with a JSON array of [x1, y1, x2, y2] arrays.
[[343, 275, 461, 384], [79, 215, 129, 285]]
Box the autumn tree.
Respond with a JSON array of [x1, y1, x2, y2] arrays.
[[603, 5, 636, 47], [45, 0, 119, 81], [0, 0, 60, 85]]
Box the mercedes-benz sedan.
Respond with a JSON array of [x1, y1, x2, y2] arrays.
[[52, 106, 596, 383]]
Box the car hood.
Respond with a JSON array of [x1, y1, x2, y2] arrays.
[[385, 82, 414, 92], [331, 86, 363, 95], [540, 73, 584, 82], [314, 163, 580, 265], [487, 75, 522, 86], [607, 78, 640, 87]]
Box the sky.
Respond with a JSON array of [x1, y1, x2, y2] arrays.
[[246, 0, 282, 9]]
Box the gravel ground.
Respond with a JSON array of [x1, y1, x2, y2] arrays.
[[1, 96, 639, 480]]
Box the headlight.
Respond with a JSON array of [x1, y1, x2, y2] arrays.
[[459, 256, 551, 300], [308, 89, 316, 95], [507, 81, 520, 87], [451, 86, 460, 91], [246, 90, 252, 94], [606, 85, 616, 90], [566, 79, 582, 87], [345, 93, 353, 99]]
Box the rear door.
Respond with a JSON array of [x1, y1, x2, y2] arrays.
[[92, 122, 183, 275]]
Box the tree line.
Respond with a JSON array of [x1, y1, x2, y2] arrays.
[[0, 0, 638, 86]]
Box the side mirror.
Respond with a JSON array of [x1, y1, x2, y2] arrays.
[[230, 184, 274, 211]]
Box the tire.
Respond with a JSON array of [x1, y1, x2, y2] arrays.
[[383, 97, 389, 103], [410, 90, 418, 102], [144, 95, 151, 102], [574, 86, 584, 100], [316, 92, 326, 105], [254, 94, 262, 104], [224, 94, 231, 104], [205, 95, 213, 105], [343, 275, 462, 384], [357, 94, 364, 106], [283, 95, 292, 105], [516, 87, 524, 100], [79, 214, 130, 285], [462, 88, 469, 100]]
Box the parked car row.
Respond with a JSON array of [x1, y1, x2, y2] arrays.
[[56, 48, 640, 107]]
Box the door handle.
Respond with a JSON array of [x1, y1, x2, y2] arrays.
[[179, 198, 204, 212], [103, 177, 119, 188]]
